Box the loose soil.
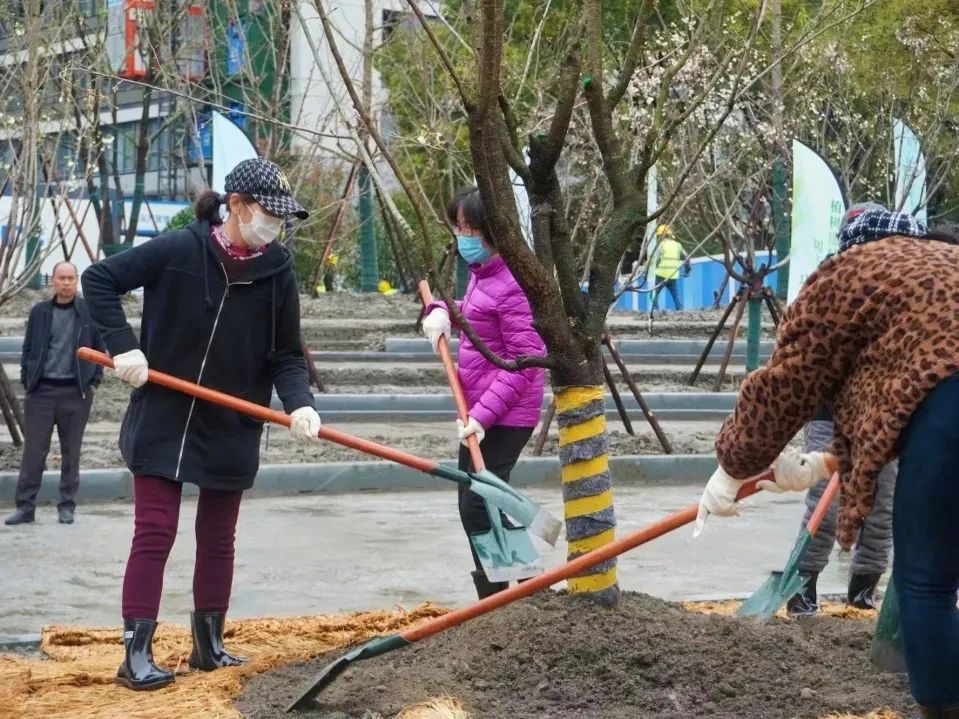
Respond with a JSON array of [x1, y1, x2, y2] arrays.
[[236, 592, 913, 719]]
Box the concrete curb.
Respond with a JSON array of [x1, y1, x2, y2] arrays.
[[0, 634, 42, 650], [0, 455, 717, 503], [302, 392, 735, 422]]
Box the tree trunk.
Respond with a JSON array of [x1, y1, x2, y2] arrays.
[[552, 348, 619, 604], [124, 81, 155, 244]]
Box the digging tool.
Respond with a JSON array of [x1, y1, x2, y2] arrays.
[[418, 282, 542, 582], [77, 348, 561, 545], [871, 571, 906, 673], [737, 469, 841, 621], [285, 471, 774, 711]]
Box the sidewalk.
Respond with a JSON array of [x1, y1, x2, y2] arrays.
[[0, 484, 857, 641]]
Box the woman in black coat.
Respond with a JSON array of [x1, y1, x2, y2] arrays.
[[82, 159, 321, 690]]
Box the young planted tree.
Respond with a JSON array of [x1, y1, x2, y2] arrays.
[[307, 0, 878, 603]]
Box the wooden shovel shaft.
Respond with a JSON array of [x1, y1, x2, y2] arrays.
[[77, 348, 440, 475], [400, 472, 771, 643], [807, 471, 840, 536], [418, 281, 485, 471]]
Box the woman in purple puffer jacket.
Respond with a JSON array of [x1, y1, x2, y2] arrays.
[[422, 187, 546, 599]]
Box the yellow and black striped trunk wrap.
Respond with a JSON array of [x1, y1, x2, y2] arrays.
[[556, 385, 618, 600]]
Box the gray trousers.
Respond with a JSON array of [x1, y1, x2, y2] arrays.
[[14, 382, 93, 511], [796, 420, 897, 576]]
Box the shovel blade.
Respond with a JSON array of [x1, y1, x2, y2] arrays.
[[737, 570, 809, 621], [286, 654, 352, 711], [285, 634, 411, 712], [471, 526, 543, 582], [871, 572, 906, 673], [469, 470, 562, 546]]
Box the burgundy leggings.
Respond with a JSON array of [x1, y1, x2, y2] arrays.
[[122, 475, 243, 620]]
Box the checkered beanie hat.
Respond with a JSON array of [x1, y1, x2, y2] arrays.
[[224, 159, 308, 219], [838, 207, 927, 253]]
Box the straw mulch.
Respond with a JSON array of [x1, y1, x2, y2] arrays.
[[0, 604, 446, 719], [682, 598, 878, 620]]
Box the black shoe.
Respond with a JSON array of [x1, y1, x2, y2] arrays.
[[786, 572, 820, 616], [115, 618, 175, 691], [920, 704, 959, 718], [471, 570, 508, 600], [4, 508, 34, 525], [188, 611, 246, 671], [847, 572, 882, 609], [58, 506, 74, 524]]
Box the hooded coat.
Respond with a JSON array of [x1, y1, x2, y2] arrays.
[[81, 221, 314, 490]]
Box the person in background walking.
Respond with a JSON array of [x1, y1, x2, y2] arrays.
[[421, 187, 546, 600], [5, 262, 102, 526], [648, 224, 690, 313], [82, 158, 322, 691]]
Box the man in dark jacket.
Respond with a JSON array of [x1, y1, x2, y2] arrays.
[[5, 262, 103, 525]]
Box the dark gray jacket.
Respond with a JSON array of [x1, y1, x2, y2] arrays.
[[20, 297, 103, 395]]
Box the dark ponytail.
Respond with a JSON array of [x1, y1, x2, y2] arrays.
[[195, 190, 225, 225]]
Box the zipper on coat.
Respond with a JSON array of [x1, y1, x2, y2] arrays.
[[74, 312, 85, 400], [173, 263, 253, 480]]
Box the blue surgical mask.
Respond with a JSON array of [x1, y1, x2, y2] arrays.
[[456, 235, 491, 264]]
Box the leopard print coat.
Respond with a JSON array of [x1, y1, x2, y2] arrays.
[[715, 236, 959, 549]]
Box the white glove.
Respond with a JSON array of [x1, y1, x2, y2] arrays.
[[759, 450, 833, 494], [456, 416, 485, 446], [112, 349, 149, 388], [289, 406, 322, 443], [422, 308, 451, 354], [694, 465, 747, 538]]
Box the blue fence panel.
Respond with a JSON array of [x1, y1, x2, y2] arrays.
[[611, 253, 779, 312]]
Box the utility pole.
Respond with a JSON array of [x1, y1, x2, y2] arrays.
[[358, 0, 379, 291], [771, 0, 789, 302]]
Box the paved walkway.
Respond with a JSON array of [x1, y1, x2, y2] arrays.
[[0, 484, 862, 640]]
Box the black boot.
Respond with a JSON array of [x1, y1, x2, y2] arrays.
[[786, 572, 820, 616], [188, 611, 246, 671], [4, 507, 34, 525], [847, 572, 882, 609], [471, 570, 508, 600], [115, 618, 174, 691], [920, 704, 959, 718]]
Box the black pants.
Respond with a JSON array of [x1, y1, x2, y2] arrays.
[[14, 382, 93, 511], [457, 425, 534, 570]]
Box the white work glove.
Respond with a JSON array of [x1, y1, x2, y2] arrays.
[[694, 465, 747, 538], [759, 450, 833, 494], [456, 416, 485, 446], [422, 308, 451, 354], [289, 406, 322, 443], [112, 349, 149, 388]]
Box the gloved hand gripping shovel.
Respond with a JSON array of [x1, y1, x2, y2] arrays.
[[419, 282, 543, 582], [77, 348, 561, 544], [737, 468, 841, 621], [285, 471, 772, 711]]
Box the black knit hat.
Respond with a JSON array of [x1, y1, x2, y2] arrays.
[[224, 159, 309, 219]]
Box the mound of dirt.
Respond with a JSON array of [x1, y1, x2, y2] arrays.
[[236, 592, 913, 719]]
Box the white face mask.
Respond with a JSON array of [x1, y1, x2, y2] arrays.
[[239, 204, 284, 247]]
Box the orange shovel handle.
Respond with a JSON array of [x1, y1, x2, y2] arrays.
[[401, 472, 769, 642], [807, 471, 841, 537], [418, 281, 485, 471], [77, 348, 439, 474]]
